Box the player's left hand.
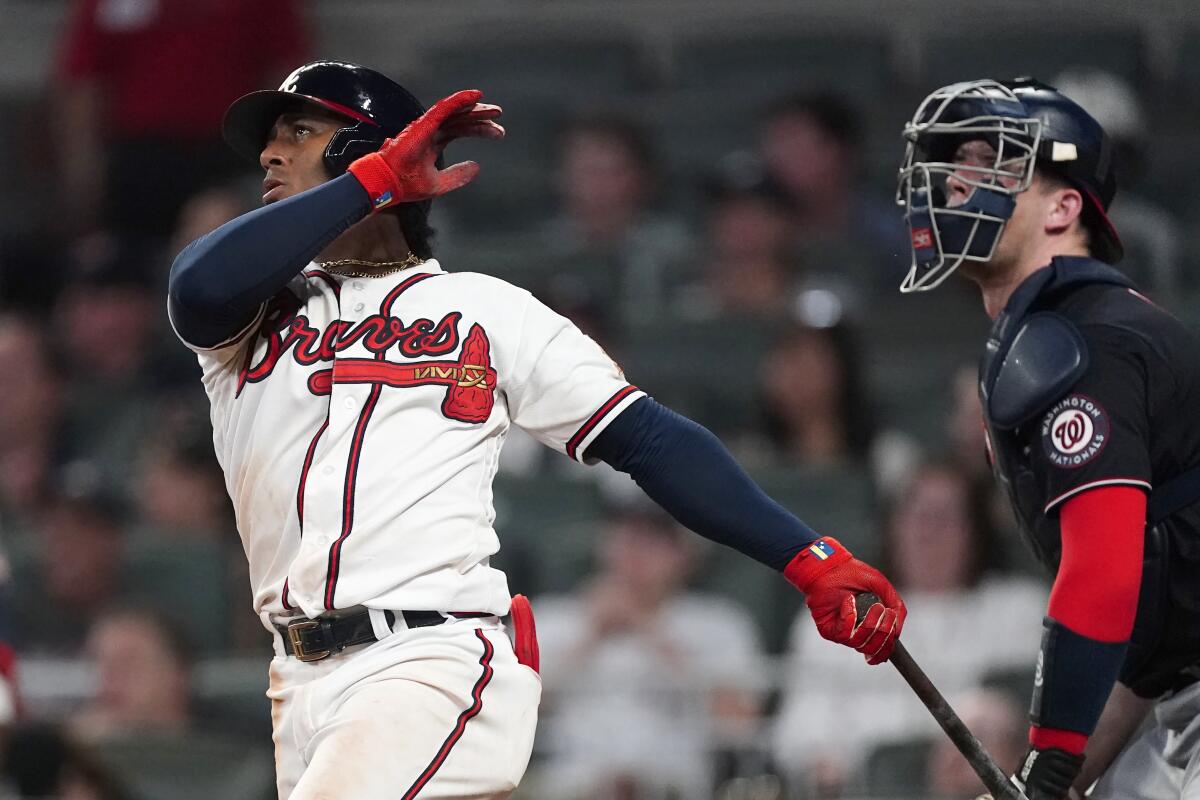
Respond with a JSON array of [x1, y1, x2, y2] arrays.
[[973, 747, 1086, 800], [347, 89, 505, 211], [784, 537, 906, 664]]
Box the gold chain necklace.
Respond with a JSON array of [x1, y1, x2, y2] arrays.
[[316, 253, 426, 278]]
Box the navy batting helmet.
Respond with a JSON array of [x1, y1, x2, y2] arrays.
[[222, 60, 434, 177], [896, 77, 1122, 293]]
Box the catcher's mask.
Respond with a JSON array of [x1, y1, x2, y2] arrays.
[[896, 78, 1121, 293]]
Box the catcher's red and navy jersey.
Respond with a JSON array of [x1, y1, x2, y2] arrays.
[[171, 259, 642, 626], [984, 262, 1200, 695]]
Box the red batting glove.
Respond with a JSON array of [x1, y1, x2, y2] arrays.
[[347, 89, 505, 212], [784, 537, 906, 665]]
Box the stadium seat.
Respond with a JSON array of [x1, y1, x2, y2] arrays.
[[749, 464, 879, 559], [124, 537, 233, 653], [95, 733, 274, 800], [921, 29, 1144, 90], [492, 475, 606, 595], [617, 315, 783, 436], [863, 736, 934, 798], [672, 32, 894, 104], [424, 34, 645, 103]]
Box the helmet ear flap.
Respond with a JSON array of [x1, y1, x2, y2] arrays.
[[324, 121, 388, 175]]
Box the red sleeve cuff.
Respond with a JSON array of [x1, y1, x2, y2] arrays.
[[1030, 725, 1088, 755]]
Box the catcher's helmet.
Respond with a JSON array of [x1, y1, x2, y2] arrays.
[[222, 60, 432, 177], [896, 77, 1122, 293]]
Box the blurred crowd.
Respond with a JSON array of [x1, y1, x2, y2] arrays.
[[0, 0, 1194, 798]]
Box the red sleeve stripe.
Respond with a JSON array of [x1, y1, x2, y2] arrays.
[[1030, 725, 1089, 755], [399, 628, 495, 800], [565, 385, 640, 462], [1044, 478, 1151, 514]]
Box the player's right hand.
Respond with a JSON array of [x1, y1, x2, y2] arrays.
[[347, 89, 504, 211], [783, 537, 906, 664]]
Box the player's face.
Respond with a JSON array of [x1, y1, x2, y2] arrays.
[[944, 139, 1023, 208], [259, 111, 343, 204], [945, 138, 1035, 278]]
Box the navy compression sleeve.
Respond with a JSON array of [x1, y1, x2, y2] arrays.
[[586, 396, 819, 570], [168, 173, 371, 347]]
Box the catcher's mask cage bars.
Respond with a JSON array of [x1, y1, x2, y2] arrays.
[[896, 80, 1043, 293]]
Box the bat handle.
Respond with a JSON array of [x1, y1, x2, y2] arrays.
[[852, 592, 1027, 800], [854, 591, 882, 625]]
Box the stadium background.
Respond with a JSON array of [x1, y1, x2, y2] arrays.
[[0, 0, 1196, 797]]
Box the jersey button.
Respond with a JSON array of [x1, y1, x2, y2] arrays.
[[352, 281, 364, 291], [323, 465, 334, 475], [344, 397, 357, 410], [353, 302, 365, 312]]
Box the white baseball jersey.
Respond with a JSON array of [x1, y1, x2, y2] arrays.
[[172, 259, 643, 624]]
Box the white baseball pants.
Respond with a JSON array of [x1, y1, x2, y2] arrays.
[[267, 618, 541, 799]]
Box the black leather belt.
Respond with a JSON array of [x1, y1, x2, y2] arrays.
[[277, 609, 489, 662]]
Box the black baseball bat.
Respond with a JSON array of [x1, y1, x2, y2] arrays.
[[855, 593, 1027, 800]]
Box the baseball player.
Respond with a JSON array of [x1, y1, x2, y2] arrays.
[[167, 61, 907, 799], [895, 78, 1200, 799]]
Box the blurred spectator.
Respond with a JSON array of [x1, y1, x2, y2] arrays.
[[675, 153, 872, 323], [1053, 69, 1182, 294], [758, 92, 907, 296], [54, 0, 309, 241], [11, 492, 127, 655], [71, 609, 192, 741], [752, 319, 875, 468], [536, 509, 765, 799], [133, 402, 230, 542], [947, 364, 989, 481], [538, 114, 693, 329], [0, 316, 64, 530], [926, 688, 1027, 798], [168, 182, 256, 260], [54, 237, 184, 500], [772, 460, 1047, 796], [3, 723, 131, 800], [673, 156, 803, 320]]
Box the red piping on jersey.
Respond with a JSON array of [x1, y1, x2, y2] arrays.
[[1044, 477, 1152, 514], [323, 381, 383, 609], [297, 418, 330, 526], [322, 272, 439, 609], [399, 628, 495, 800], [566, 385, 639, 461], [303, 268, 341, 297], [284, 414, 331, 610]]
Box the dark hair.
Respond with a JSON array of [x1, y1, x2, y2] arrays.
[[557, 113, 657, 176], [763, 91, 861, 149], [878, 458, 1005, 589], [395, 201, 437, 260], [760, 322, 876, 461]]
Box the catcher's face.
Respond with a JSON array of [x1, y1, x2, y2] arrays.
[[259, 110, 342, 204]]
